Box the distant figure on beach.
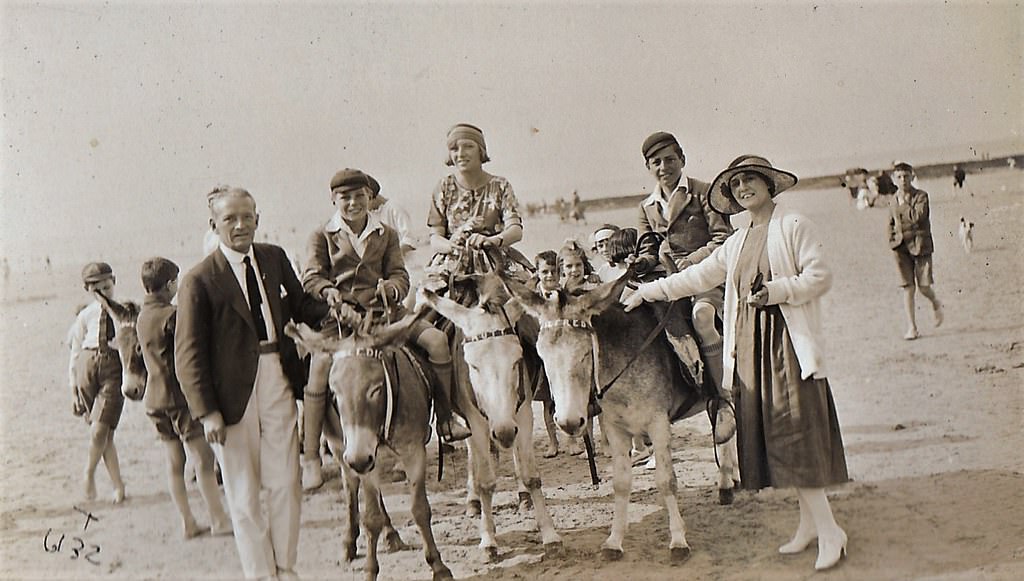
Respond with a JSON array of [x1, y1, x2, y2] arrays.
[[569, 190, 585, 223], [175, 186, 328, 579], [952, 165, 967, 196], [887, 162, 944, 340], [67, 262, 127, 503], [136, 257, 232, 539]]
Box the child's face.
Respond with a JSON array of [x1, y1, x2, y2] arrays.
[[646, 146, 684, 192], [562, 255, 585, 283], [87, 278, 115, 299], [333, 187, 370, 223], [536, 261, 559, 290], [892, 169, 914, 191], [593, 232, 614, 262]]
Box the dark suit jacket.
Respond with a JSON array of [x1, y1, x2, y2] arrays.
[[175, 243, 328, 425], [137, 295, 188, 411], [637, 177, 733, 273], [887, 188, 934, 256]]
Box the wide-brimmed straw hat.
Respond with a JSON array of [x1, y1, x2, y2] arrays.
[[708, 154, 798, 215]]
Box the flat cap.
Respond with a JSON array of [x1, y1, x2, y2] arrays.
[[81, 262, 114, 284], [642, 131, 682, 160], [330, 168, 381, 195]]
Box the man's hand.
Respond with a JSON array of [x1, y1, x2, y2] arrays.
[[621, 288, 646, 312], [71, 385, 87, 417], [201, 411, 227, 445]]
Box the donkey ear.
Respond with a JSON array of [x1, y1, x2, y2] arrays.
[[503, 277, 550, 319], [93, 290, 133, 322], [284, 322, 339, 355], [573, 272, 631, 318], [418, 286, 476, 330], [369, 310, 426, 348]]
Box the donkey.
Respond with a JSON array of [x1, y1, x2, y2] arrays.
[[287, 314, 453, 581], [418, 278, 563, 561], [506, 274, 739, 562], [91, 291, 145, 401]]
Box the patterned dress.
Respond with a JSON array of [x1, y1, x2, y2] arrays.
[[732, 223, 849, 490]]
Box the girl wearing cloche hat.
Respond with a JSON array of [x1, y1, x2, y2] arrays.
[[624, 154, 851, 572]]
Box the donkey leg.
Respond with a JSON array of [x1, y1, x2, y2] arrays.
[[513, 403, 562, 549], [404, 447, 454, 580], [340, 464, 361, 562], [649, 421, 690, 562], [601, 426, 634, 560], [716, 436, 740, 506], [361, 480, 388, 581], [379, 487, 410, 553], [466, 426, 499, 561]]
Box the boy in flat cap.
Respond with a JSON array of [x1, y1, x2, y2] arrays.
[[301, 169, 471, 487], [67, 261, 127, 503], [635, 132, 735, 447], [887, 162, 943, 340]]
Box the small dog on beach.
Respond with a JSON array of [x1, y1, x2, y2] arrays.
[[958, 217, 974, 254]]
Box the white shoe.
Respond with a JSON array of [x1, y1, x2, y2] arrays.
[[302, 458, 323, 491], [630, 446, 653, 467]]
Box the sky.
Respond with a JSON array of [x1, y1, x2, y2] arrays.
[[1, 1, 1021, 268]]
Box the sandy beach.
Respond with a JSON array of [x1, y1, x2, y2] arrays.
[[1, 169, 1022, 580]]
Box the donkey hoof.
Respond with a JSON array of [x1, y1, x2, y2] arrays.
[[466, 499, 482, 517], [670, 546, 692, 563], [718, 487, 734, 505], [383, 531, 409, 552], [601, 547, 623, 561], [343, 542, 358, 562], [484, 545, 500, 562], [432, 566, 454, 580], [517, 491, 534, 512]]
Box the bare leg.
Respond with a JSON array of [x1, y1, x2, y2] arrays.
[[918, 285, 943, 327], [901, 286, 919, 339], [185, 437, 231, 535], [100, 429, 125, 503], [162, 439, 205, 538], [83, 422, 111, 501]]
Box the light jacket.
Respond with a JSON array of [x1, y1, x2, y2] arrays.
[[636, 205, 832, 390]]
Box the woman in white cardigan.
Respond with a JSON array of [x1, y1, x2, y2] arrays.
[[624, 155, 849, 571]]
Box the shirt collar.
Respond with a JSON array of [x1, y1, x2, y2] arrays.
[[325, 210, 385, 238], [642, 174, 689, 207], [219, 243, 254, 265]]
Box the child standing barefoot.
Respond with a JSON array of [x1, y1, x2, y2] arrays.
[[137, 257, 232, 538], [67, 262, 127, 503]]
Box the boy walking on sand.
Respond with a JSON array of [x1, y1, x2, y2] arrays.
[[137, 257, 232, 539], [888, 161, 944, 340], [67, 262, 127, 503]]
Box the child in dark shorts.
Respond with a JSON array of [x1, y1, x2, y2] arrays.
[[137, 257, 231, 539], [67, 262, 127, 503]]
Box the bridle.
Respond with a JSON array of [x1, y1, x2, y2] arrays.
[[460, 325, 528, 415], [333, 347, 396, 444]]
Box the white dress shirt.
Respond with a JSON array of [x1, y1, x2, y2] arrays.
[[219, 243, 277, 343]]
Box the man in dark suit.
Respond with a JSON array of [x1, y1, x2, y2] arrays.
[[176, 186, 327, 580], [634, 132, 735, 451]]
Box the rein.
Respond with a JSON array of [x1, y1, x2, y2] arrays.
[[460, 325, 528, 413]]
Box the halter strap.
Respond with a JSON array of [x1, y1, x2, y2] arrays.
[[463, 327, 517, 344], [335, 348, 384, 360], [539, 319, 593, 332]]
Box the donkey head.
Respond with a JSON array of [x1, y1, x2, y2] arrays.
[[93, 291, 145, 401], [418, 275, 524, 449], [286, 312, 422, 474], [505, 272, 631, 436]]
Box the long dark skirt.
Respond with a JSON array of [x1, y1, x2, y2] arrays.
[[733, 304, 849, 490]]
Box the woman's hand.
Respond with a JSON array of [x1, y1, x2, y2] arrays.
[[621, 288, 646, 312], [747, 288, 769, 308], [467, 233, 492, 248]]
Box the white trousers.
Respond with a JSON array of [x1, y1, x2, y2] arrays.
[[213, 353, 301, 579]]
